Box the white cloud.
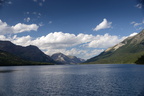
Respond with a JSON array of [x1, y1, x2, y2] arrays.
[[32, 32, 80, 49], [12, 23, 38, 33], [84, 49, 104, 59], [39, 22, 44, 26], [45, 48, 104, 60], [25, 12, 30, 15], [0, 35, 7, 40], [42, 0, 45, 2], [66, 48, 86, 56], [130, 20, 144, 30], [130, 21, 142, 27], [87, 33, 126, 48], [0, 20, 13, 34], [48, 21, 52, 24], [0, 20, 39, 34], [24, 12, 42, 19], [7, 1, 12, 5], [12, 35, 32, 46], [39, 3, 43, 6], [45, 48, 86, 57], [93, 18, 112, 31], [129, 32, 138, 37], [136, 3, 142, 9], [24, 17, 30, 22]]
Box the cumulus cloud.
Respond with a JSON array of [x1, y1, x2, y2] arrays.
[[12, 23, 38, 33], [87, 33, 126, 48], [0, 20, 39, 34], [93, 18, 112, 31], [32, 32, 83, 49], [12, 35, 32, 46], [0, 20, 13, 34]]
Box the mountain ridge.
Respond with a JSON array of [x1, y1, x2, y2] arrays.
[[51, 53, 85, 64], [85, 30, 144, 64], [0, 40, 56, 64]]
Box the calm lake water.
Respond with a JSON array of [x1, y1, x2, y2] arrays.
[[0, 64, 144, 96]]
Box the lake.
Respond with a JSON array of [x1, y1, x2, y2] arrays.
[[0, 64, 144, 96]]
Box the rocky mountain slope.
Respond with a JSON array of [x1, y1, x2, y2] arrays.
[[51, 53, 85, 64], [85, 30, 144, 64]]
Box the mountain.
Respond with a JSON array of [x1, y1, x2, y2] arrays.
[[0, 41, 55, 64], [51, 53, 85, 64], [0, 50, 28, 65], [85, 30, 144, 64], [0, 50, 54, 66]]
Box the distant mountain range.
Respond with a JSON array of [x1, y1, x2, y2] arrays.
[[85, 30, 144, 64], [51, 53, 85, 64], [0, 41, 85, 65]]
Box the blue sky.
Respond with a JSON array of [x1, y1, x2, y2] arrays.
[[0, 0, 144, 59]]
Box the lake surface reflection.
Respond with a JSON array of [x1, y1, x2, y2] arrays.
[[0, 64, 144, 96]]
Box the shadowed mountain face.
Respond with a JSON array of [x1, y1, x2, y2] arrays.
[[0, 41, 55, 63], [85, 30, 144, 64], [51, 53, 85, 64], [0, 50, 29, 65]]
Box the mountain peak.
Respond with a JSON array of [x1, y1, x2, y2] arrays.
[[26, 45, 40, 50], [51, 53, 85, 64], [27, 45, 36, 47], [53, 52, 64, 56]]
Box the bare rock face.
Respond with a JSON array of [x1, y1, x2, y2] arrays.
[[51, 53, 85, 64]]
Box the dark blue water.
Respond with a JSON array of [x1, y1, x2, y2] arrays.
[[0, 64, 144, 96]]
